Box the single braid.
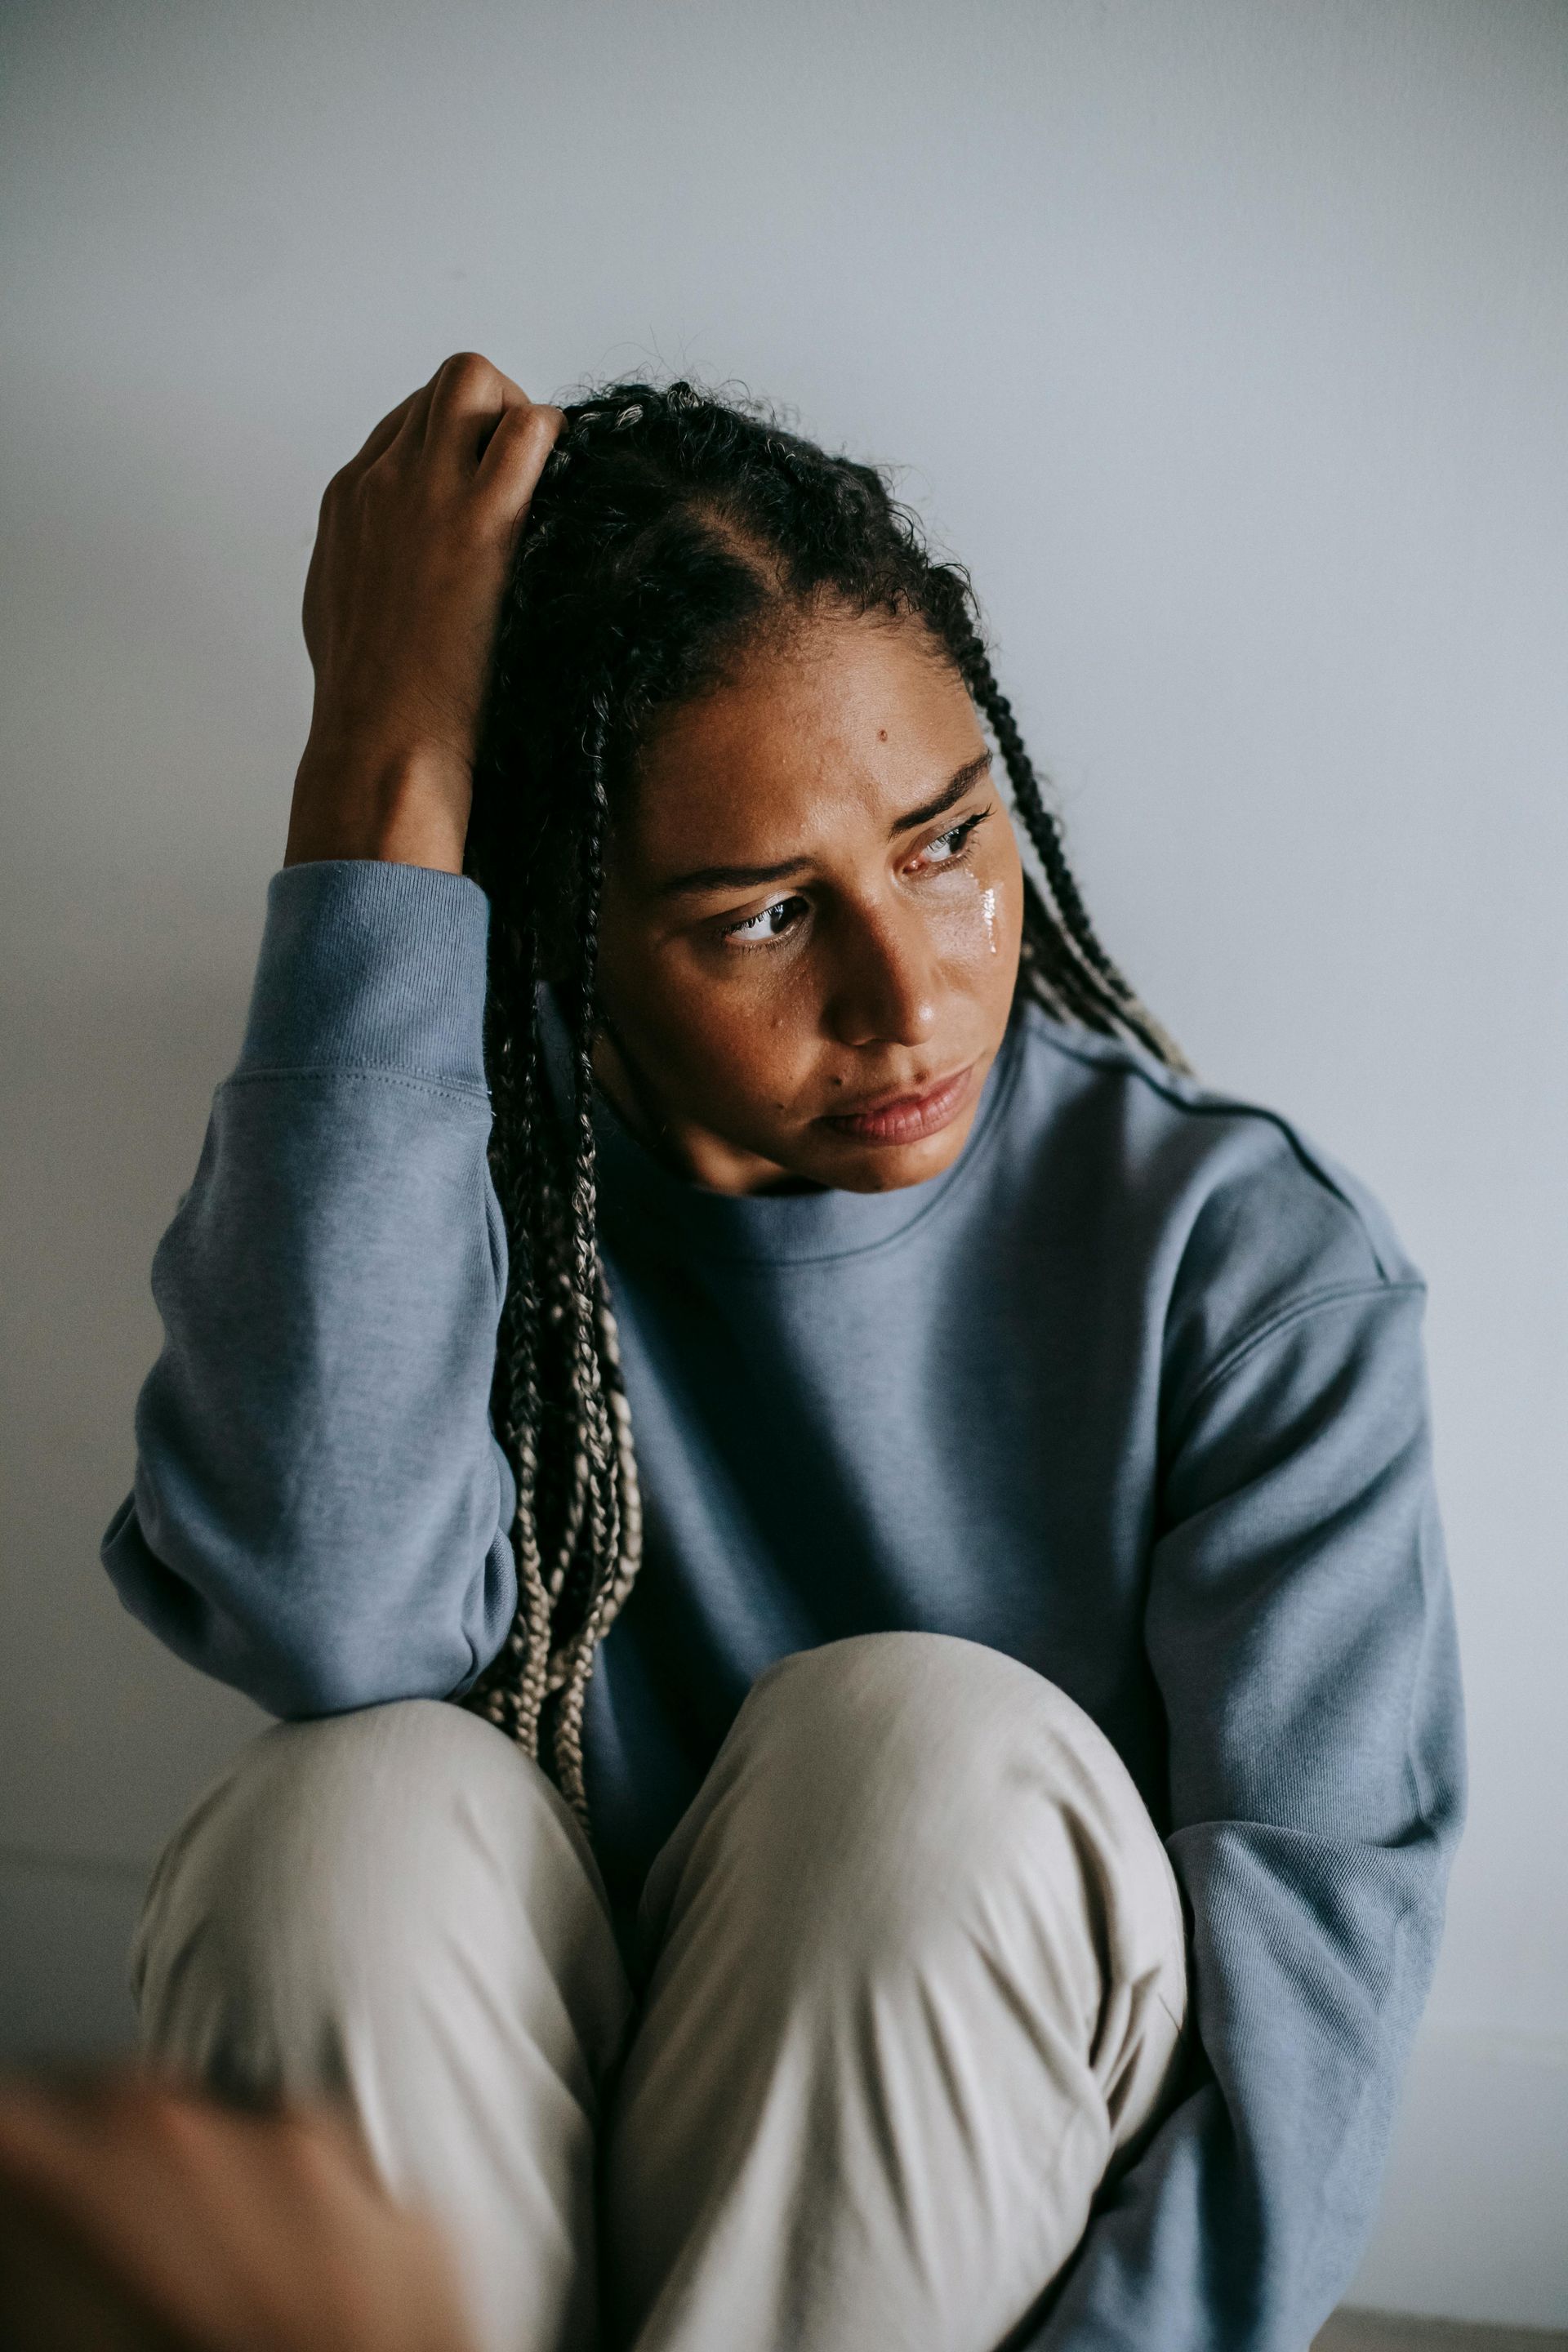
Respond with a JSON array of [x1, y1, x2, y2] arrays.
[[465, 904, 555, 1754], [463, 375, 1183, 1836], [955, 630, 1190, 1071], [465, 686, 648, 1826]]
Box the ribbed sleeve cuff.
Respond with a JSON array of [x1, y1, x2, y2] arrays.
[[238, 860, 492, 1086]]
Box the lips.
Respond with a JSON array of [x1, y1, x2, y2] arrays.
[[820, 1062, 978, 1147]]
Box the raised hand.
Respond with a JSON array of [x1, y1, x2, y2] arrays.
[[284, 351, 564, 875]]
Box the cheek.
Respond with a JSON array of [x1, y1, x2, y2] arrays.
[[689, 963, 824, 1098], [931, 862, 1024, 994], [619, 947, 820, 1109]]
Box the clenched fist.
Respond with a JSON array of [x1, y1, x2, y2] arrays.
[[285, 351, 564, 875]]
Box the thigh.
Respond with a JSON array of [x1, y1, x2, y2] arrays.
[[604, 1634, 1187, 2352], [136, 1698, 632, 2352]]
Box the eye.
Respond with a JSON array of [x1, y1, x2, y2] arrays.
[[721, 894, 807, 947], [915, 808, 992, 869], [715, 808, 994, 951]]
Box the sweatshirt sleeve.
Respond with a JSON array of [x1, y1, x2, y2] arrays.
[[1029, 1276, 1466, 2350], [100, 859, 519, 1717]]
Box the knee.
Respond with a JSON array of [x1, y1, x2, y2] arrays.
[[133, 1699, 586, 2016], [701, 1634, 1182, 1974], [738, 1631, 1128, 1846]]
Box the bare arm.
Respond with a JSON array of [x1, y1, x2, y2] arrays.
[[285, 351, 564, 874]]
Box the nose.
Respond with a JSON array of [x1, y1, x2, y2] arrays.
[[823, 897, 940, 1050]]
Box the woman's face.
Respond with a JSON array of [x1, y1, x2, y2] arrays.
[[593, 607, 1025, 1196]]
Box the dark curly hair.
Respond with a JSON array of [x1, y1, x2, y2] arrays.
[[461, 376, 1183, 1820]]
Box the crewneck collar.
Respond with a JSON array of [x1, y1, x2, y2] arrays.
[[537, 987, 1027, 1268]]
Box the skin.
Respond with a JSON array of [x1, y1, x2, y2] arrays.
[[595, 610, 1024, 1195], [287, 349, 1025, 1197], [0, 2074, 474, 2352], [0, 354, 536, 2350], [31, 343, 1410, 2352], [0, 357, 1027, 2340], [284, 353, 567, 874]]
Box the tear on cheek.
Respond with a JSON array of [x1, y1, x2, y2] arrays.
[[934, 871, 1004, 965]]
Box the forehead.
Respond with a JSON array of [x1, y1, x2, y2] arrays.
[[623, 611, 982, 868]]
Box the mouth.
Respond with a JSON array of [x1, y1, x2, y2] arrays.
[[819, 1062, 978, 1147]]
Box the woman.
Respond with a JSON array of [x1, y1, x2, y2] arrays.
[[105, 354, 1464, 2352]]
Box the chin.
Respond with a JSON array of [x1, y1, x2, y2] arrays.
[[816, 1115, 978, 1195]]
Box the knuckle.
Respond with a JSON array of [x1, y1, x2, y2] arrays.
[[439, 349, 493, 389]]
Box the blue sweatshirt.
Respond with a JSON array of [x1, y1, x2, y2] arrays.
[[104, 858, 1464, 2350]]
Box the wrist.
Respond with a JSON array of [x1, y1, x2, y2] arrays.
[[284, 735, 473, 875]]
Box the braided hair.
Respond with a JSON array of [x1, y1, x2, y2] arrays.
[[462, 378, 1185, 1821]]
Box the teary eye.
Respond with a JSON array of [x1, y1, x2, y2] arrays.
[[718, 808, 993, 950], [918, 809, 991, 867]]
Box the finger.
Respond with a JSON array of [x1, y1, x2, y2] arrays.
[[274, 2091, 383, 2193], [0, 2085, 296, 2343], [0, 2077, 195, 2220], [424, 350, 541, 471], [0, 2075, 116, 2182], [348, 385, 421, 472], [363, 353, 462, 471], [476, 399, 567, 518], [0, 2086, 229, 2321]]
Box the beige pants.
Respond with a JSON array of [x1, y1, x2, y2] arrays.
[[132, 1633, 1187, 2352]]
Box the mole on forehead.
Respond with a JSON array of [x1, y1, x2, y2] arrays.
[[639, 644, 977, 793]]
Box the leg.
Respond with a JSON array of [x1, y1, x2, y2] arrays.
[[604, 1633, 1187, 2352], [132, 1699, 632, 2352]]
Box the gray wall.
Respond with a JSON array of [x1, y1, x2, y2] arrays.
[[2, 0, 1564, 2325]]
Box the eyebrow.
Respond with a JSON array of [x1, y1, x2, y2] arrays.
[[657, 751, 995, 899]]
